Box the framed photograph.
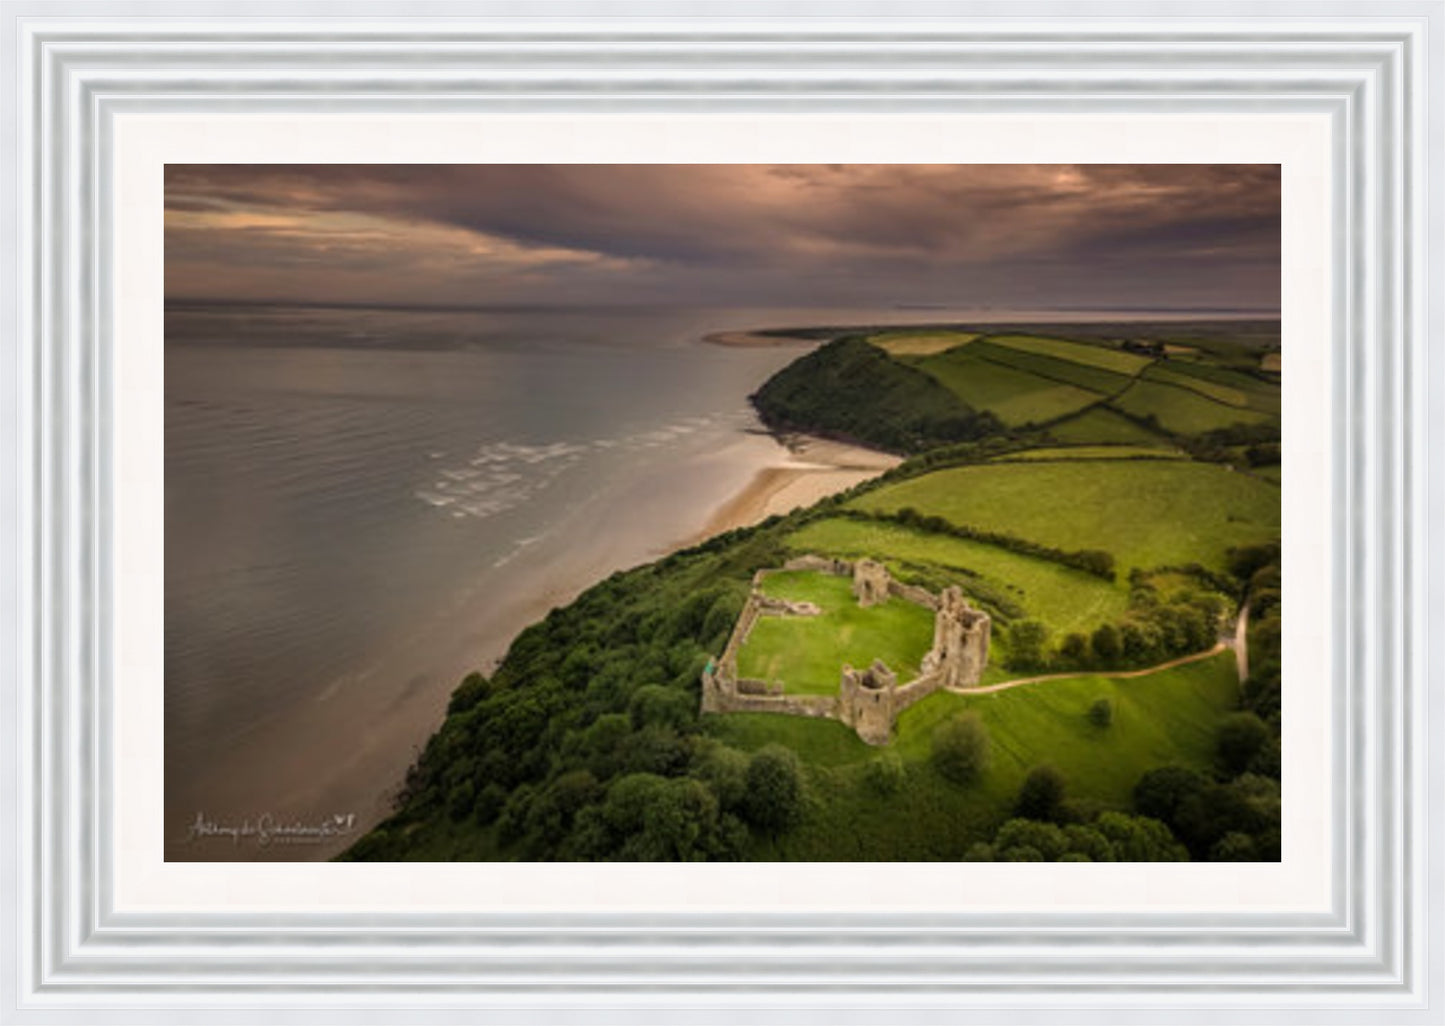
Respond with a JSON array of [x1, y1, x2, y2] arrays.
[[3, 3, 1441, 1023]]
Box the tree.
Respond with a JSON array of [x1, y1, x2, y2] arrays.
[[447, 671, 492, 714], [1090, 624, 1122, 664], [1007, 620, 1050, 670], [1014, 765, 1068, 822], [1058, 632, 1089, 666], [1062, 823, 1117, 862], [1095, 811, 1188, 861], [1132, 765, 1208, 824], [589, 774, 735, 862], [1225, 543, 1280, 582], [864, 751, 906, 796], [1119, 619, 1161, 663], [932, 711, 992, 785], [993, 819, 1069, 860], [1087, 697, 1114, 728], [1210, 831, 1259, 861], [1075, 549, 1116, 579], [1161, 774, 1278, 861], [1217, 712, 1271, 776], [743, 745, 805, 832], [689, 741, 750, 813], [628, 684, 696, 732]]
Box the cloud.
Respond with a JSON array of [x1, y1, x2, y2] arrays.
[[164, 164, 1279, 309]]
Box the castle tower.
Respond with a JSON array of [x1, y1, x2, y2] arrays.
[[923, 587, 992, 688], [852, 558, 890, 608], [838, 658, 898, 745]]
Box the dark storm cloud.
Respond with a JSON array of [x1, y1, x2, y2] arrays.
[[164, 164, 1280, 310]]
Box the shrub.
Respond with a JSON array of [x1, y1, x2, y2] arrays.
[[1058, 633, 1089, 666], [932, 711, 991, 785], [1090, 624, 1122, 664], [1007, 620, 1050, 671], [1087, 697, 1114, 728]]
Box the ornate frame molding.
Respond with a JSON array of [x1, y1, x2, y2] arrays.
[[2, 4, 1439, 1022]]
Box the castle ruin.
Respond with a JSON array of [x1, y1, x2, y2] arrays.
[[701, 556, 992, 745], [852, 558, 890, 608], [921, 586, 992, 688]]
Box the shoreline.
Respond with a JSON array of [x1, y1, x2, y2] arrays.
[[169, 347, 895, 864], [684, 432, 902, 544], [701, 329, 821, 348]]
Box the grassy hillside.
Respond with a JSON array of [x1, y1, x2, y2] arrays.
[[851, 459, 1280, 576], [862, 324, 1279, 447], [709, 652, 1241, 860], [986, 333, 1154, 376], [869, 328, 979, 356], [912, 347, 1102, 427], [965, 338, 1136, 395], [784, 517, 1129, 646], [1111, 378, 1274, 434], [750, 336, 1000, 453], [1043, 406, 1173, 446]]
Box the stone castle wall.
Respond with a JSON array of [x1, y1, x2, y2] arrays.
[[702, 555, 991, 745]]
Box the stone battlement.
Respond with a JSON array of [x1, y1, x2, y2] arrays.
[[701, 556, 991, 745]]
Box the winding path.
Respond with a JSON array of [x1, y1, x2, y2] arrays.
[[951, 642, 1231, 697], [1233, 598, 1251, 683], [951, 605, 1252, 698]]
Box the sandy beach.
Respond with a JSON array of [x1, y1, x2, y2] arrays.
[[702, 329, 820, 348], [688, 433, 902, 542]]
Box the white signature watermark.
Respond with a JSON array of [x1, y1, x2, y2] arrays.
[[181, 811, 357, 847]]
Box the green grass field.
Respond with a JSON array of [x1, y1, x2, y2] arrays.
[[966, 339, 1136, 395], [785, 517, 1129, 639], [1043, 406, 1173, 446], [1161, 335, 1274, 371], [1150, 360, 1282, 415], [735, 571, 935, 695], [851, 459, 1280, 576], [708, 651, 1242, 859], [868, 329, 978, 356], [1142, 363, 1251, 407], [1109, 379, 1275, 435], [913, 348, 1101, 426], [987, 333, 1155, 376]]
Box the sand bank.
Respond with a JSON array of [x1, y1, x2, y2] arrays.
[[702, 329, 820, 348], [688, 433, 902, 542]]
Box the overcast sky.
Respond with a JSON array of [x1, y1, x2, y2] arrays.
[[165, 164, 1280, 312]]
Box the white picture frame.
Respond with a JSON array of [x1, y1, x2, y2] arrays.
[[2, 3, 1441, 1022]]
